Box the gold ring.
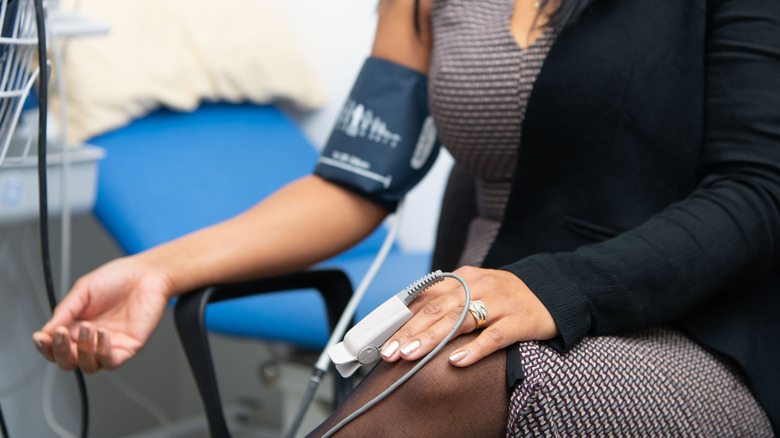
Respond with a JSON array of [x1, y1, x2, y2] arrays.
[[464, 300, 488, 329]]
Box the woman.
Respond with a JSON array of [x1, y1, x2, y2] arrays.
[[34, 0, 779, 436]]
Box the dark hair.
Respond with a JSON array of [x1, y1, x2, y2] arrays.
[[540, 0, 596, 31], [413, 0, 596, 34]]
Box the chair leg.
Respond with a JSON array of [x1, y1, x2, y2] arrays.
[[174, 286, 231, 438], [334, 372, 354, 408]]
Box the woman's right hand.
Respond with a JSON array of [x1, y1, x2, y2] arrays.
[[31, 256, 173, 373]]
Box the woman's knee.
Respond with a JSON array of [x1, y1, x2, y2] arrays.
[[378, 333, 508, 407]]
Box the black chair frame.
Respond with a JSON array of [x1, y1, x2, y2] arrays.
[[173, 268, 355, 438]]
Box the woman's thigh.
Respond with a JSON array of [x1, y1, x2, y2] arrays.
[[310, 333, 509, 437], [506, 327, 773, 437]]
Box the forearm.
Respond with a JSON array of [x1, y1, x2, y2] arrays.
[[137, 175, 389, 297], [504, 171, 780, 351]]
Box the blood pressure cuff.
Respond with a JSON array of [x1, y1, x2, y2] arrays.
[[314, 57, 441, 211]]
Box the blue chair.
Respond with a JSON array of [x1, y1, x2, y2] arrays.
[[90, 102, 432, 437]]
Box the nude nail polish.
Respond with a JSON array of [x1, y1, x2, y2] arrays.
[[449, 349, 468, 363], [79, 325, 89, 342], [381, 340, 399, 358], [400, 340, 421, 356], [53, 331, 64, 345]]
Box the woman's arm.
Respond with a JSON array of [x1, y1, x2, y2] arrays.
[[141, 0, 436, 295], [33, 0, 435, 372], [380, 0, 780, 369], [134, 0, 437, 295], [503, 0, 780, 351], [141, 176, 388, 296], [373, 0, 433, 73]]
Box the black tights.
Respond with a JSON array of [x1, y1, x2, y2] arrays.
[[308, 333, 509, 437]]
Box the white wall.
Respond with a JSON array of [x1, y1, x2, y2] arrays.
[[272, 0, 454, 254]]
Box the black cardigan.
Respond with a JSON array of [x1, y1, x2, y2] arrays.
[[480, 0, 780, 429]]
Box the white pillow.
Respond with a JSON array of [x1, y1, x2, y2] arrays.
[[54, 0, 325, 143]]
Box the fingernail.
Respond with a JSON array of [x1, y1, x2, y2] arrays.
[[53, 331, 64, 346], [33, 338, 44, 350], [381, 340, 399, 358], [400, 340, 420, 356], [449, 349, 468, 363], [79, 325, 89, 342], [97, 329, 105, 346]]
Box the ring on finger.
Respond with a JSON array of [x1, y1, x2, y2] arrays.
[[461, 300, 488, 329]]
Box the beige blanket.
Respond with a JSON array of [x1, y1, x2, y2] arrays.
[[53, 0, 324, 143]]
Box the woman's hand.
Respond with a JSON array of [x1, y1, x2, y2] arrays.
[[31, 256, 173, 373], [380, 266, 560, 367]]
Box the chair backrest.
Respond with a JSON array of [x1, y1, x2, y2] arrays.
[[431, 162, 477, 272]]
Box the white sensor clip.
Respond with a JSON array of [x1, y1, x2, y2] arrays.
[[328, 271, 445, 377], [327, 296, 412, 377]]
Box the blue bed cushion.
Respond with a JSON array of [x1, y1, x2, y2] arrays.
[[92, 102, 384, 256], [91, 102, 430, 349]]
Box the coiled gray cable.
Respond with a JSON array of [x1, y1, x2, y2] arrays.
[[396, 270, 446, 306]]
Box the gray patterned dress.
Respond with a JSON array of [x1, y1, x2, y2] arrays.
[[427, 0, 774, 436]]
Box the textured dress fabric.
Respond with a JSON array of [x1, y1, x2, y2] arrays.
[[427, 0, 774, 436], [429, 0, 556, 267], [506, 328, 772, 437]]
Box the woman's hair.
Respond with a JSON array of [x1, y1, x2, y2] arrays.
[[540, 0, 596, 31], [413, 0, 596, 34]]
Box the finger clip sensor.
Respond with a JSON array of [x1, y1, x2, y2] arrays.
[[328, 271, 445, 377]]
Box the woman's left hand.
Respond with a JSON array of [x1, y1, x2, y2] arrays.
[[380, 266, 560, 367]]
